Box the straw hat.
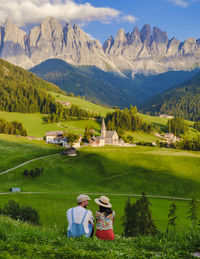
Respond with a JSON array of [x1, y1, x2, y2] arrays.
[[95, 196, 112, 208], [77, 194, 91, 203]]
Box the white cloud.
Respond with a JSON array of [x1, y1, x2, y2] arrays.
[[0, 0, 135, 27], [122, 15, 137, 23], [166, 0, 196, 7]]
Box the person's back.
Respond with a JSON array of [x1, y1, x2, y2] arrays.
[[66, 194, 94, 238], [94, 196, 115, 241]]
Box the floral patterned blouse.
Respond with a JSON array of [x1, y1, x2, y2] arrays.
[[95, 211, 115, 230]]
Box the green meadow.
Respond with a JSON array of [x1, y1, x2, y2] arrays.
[[49, 91, 114, 117], [0, 138, 200, 235], [0, 111, 101, 137]]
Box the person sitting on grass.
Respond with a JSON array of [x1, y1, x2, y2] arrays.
[[94, 195, 115, 241], [67, 194, 94, 237]]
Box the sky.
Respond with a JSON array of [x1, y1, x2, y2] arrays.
[[0, 0, 199, 43]]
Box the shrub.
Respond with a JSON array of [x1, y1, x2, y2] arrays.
[[2, 200, 40, 225]]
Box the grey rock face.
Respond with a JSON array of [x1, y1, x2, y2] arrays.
[[0, 18, 200, 76], [104, 24, 200, 75]]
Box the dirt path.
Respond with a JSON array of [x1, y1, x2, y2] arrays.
[[0, 191, 198, 202], [0, 153, 60, 175]]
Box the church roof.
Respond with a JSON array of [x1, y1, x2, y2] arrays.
[[105, 131, 117, 138]]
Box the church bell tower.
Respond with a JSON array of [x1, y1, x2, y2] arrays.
[[101, 119, 106, 139]]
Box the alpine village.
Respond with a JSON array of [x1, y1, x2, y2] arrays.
[[1, 2, 200, 258]]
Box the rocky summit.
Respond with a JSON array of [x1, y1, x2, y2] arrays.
[[0, 17, 200, 76]]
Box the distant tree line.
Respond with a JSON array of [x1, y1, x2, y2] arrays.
[[173, 137, 200, 151], [167, 117, 188, 137], [46, 105, 100, 123], [22, 167, 44, 178], [0, 200, 39, 225], [0, 119, 27, 136], [105, 106, 154, 137], [194, 121, 200, 132]]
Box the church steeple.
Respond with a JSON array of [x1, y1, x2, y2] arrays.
[[101, 119, 106, 139]]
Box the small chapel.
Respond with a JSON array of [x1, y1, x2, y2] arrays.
[[89, 119, 120, 146], [101, 119, 119, 144]]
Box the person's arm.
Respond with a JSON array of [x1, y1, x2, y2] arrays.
[[88, 210, 94, 225]]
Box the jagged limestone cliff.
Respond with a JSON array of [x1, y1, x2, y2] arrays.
[[0, 17, 200, 76]]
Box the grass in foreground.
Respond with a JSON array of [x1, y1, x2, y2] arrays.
[[0, 193, 196, 235], [0, 215, 198, 258]]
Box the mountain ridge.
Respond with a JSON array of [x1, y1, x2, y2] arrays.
[[30, 58, 199, 108], [0, 17, 200, 76], [141, 71, 200, 121]]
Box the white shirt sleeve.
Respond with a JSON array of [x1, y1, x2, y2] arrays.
[[87, 209, 94, 224]]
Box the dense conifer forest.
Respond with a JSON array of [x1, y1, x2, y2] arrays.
[[141, 71, 200, 121], [0, 119, 27, 136], [0, 58, 64, 113]]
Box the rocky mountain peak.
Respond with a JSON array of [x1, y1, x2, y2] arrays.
[[0, 18, 200, 75], [140, 24, 151, 44], [103, 36, 114, 54], [116, 28, 127, 43], [151, 27, 168, 43]]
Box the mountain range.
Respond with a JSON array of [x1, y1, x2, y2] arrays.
[[0, 17, 200, 76]]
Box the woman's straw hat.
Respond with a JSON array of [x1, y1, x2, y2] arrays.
[[95, 196, 112, 208]]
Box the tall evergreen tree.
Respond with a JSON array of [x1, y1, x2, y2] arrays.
[[122, 192, 157, 237], [167, 199, 178, 234]]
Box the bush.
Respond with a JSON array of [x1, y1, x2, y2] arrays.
[[1, 200, 40, 225]]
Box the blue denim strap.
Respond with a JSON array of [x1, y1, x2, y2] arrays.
[[71, 208, 74, 223]]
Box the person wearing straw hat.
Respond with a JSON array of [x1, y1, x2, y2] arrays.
[[94, 196, 115, 240], [67, 194, 94, 237]]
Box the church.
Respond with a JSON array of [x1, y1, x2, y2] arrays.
[[89, 119, 120, 146], [101, 119, 119, 144]]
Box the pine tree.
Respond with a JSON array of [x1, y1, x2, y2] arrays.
[[187, 196, 198, 230], [122, 192, 157, 237], [167, 199, 177, 234]]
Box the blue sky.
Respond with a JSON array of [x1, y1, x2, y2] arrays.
[[0, 0, 199, 43]]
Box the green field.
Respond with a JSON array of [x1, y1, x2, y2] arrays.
[[0, 137, 200, 235], [49, 91, 114, 117], [0, 111, 101, 137]]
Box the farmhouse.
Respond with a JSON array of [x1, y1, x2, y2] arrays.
[[164, 133, 177, 143], [159, 114, 174, 119], [45, 131, 64, 144]]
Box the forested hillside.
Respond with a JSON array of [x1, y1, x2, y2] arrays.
[[30, 58, 198, 108], [0, 58, 65, 113], [141, 71, 200, 121]]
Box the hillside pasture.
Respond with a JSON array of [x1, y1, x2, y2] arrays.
[[0, 134, 62, 172], [0, 144, 200, 234], [0, 193, 194, 235], [0, 111, 101, 137], [49, 91, 114, 117]]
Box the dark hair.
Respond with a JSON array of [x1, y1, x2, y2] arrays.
[[99, 205, 113, 217]]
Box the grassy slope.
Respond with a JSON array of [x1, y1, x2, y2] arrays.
[[0, 134, 63, 172], [0, 216, 196, 259], [0, 112, 101, 137], [0, 139, 200, 234], [49, 91, 114, 117]]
